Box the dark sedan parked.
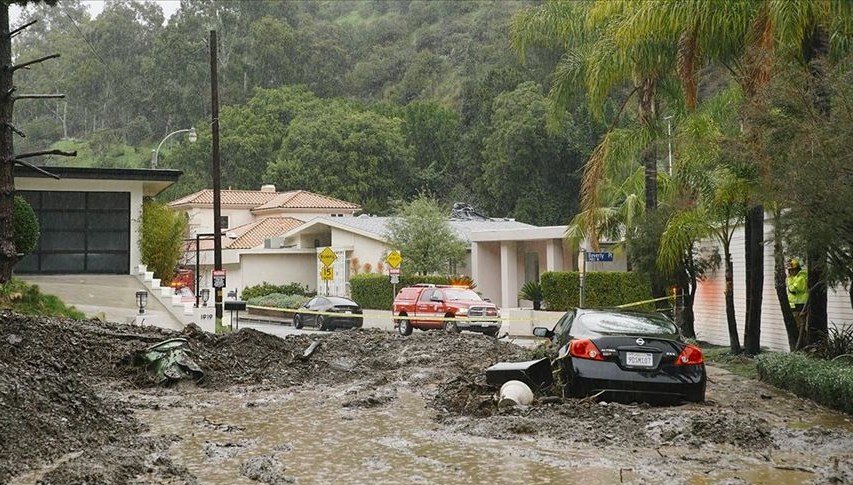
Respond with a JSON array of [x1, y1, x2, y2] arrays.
[[533, 308, 706, 403], [293, 296, 363, 331]]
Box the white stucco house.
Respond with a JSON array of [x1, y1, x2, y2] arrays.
[[14, 165, 181, 275]]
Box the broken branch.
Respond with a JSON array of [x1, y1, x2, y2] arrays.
[[9, 20, 37, 38], [9, 53, 60, 71], [14, 93, 65, 100], [15, 149, 76, 159], [11, 159, 59, 180], [4, 123, 25, 138]]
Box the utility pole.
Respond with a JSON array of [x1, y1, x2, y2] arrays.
[[210, 30, 224, 332]]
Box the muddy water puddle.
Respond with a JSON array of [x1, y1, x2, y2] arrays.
[[136, 387, 632, 484], [131, 381, 851, 484]]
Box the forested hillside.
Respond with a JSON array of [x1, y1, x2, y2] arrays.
[[13, 0, 603, 224]]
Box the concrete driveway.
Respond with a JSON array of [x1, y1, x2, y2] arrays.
[[20, 275, 183, 330]]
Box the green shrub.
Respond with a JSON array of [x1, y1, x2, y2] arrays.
[[140, 201, 187, 285], [13, 196, 39, 256], [0, 278, 85, 319], [350, 274, 452, 309], [241, 282, 311, 300], [246, 293, 310, 309], [756, 352, 853, 415], [540, 271, 652, 311]]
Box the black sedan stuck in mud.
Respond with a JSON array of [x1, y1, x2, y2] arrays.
[[533, 309, 706, 403]]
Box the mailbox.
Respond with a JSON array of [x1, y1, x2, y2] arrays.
[[224, 300, 247, 311]]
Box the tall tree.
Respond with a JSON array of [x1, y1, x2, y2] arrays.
[[0, 0, 75, 282]]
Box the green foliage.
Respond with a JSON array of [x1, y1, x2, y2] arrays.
[[519, 280, 543, 302], [756, 352, 853, 415], [246, 293, 310, 310], [808, 324, 853, 360], [12, 196, 39, 257], [385, 196, 467, 275], [139, 201, 187, 285], [540, 271, 652, 311], [241, 282, 311, 301], [349, 274, 451, 310], [0, 279, 85, 319]]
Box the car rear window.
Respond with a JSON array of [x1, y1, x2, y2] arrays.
[[327, 296, 357, 306], [575, 312, 679, 337]]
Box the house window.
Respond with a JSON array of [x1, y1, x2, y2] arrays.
[[219, 216, 229, 230]]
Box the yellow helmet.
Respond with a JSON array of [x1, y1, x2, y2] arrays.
[[787, 258, 800, 269]]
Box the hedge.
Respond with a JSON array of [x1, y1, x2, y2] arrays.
[[13, 196, 39, 256], [540, 271, 652, 311], [246, 293, 310, 310], [241, 282, 311, 300], [756, 352, 853, 415], [350, 274, 451, 309]]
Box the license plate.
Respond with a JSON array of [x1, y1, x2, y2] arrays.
[[626, 352, 654, 367], [343, 310, 352, 314]]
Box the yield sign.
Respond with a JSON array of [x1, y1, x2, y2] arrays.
[[386, 250, 402, 269], [318, 247, 337, 267]]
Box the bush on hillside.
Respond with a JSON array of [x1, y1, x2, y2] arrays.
[[241, 282, 311, 300], [13, 196, 39, 257], [756, 352, 853, 415], [350, 274, 452, 309], [540, 271, 652, 311], [246, 293, 310, 310]]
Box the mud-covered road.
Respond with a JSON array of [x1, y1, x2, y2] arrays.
[[2, 313, 852, 484]]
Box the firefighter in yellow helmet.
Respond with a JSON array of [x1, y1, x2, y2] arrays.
[[786, 258, 808, 332]]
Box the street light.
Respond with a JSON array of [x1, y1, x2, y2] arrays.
[[151, 127, 197, 168], [200, 288, 210, 306]]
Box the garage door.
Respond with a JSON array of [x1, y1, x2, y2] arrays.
[[15, 191, 130, 274]]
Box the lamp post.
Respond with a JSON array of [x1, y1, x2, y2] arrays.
[[151, 127, 197, 169], [135, 290, 148, 314]]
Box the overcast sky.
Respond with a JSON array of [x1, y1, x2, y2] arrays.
[[11, 1, 183, 24]]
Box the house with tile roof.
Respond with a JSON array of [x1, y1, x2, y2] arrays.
[[169, 189, 612, 307]]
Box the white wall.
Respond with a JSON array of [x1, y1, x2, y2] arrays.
[[693, 216, 853, 351], [15, 177, 145, 274], [240, 253, 317, 292], [185, 207, 256, 235]]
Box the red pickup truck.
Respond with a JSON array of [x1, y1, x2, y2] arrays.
[[393, 284, 500, 337]]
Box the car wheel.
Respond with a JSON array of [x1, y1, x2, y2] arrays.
[[293, 314, 304, 329], [398, 317, 412, 336], [317, 316, 327, 331], [443, 320, 460, 333]]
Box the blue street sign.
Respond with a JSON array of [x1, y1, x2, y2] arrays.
[[586, 252, 614, 262]]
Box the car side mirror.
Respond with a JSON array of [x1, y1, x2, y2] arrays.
[[533, 327, 553, 338]]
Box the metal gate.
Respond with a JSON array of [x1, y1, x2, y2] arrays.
[[15, 191, 130, 274]]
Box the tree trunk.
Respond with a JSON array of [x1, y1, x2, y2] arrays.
[[638, 77, 658, 214], [0, 7, 17, 283], [743, 205, 764, 354], [771, 209, 798, 350], [802, 24, 830, 347], [724, 248, 741, 353], [806, 248, 828, 346], [682, 275, 697, 339]]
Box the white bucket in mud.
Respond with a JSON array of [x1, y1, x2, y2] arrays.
[[498, 380, 534, 408]]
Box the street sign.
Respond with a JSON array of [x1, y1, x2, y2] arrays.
[[321, 266, 334, 281], [318, 247, 337, 267], [212, 269, 226, 288], [386, 250, 402, 269], [390, 274, 400, 284], [586, 252, 614, 262], [389, 268, 401, 276]]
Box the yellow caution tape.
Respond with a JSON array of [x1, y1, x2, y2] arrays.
[[616, 295, 674, 309]]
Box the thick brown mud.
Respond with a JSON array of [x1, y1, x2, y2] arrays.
[[2, 312, 852, 484]]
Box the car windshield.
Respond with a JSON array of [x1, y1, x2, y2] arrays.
[[577, 311, 678, 337], [443, 288, 481, 301]]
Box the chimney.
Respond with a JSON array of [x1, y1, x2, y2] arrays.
[[260, 184, 276, 193]]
